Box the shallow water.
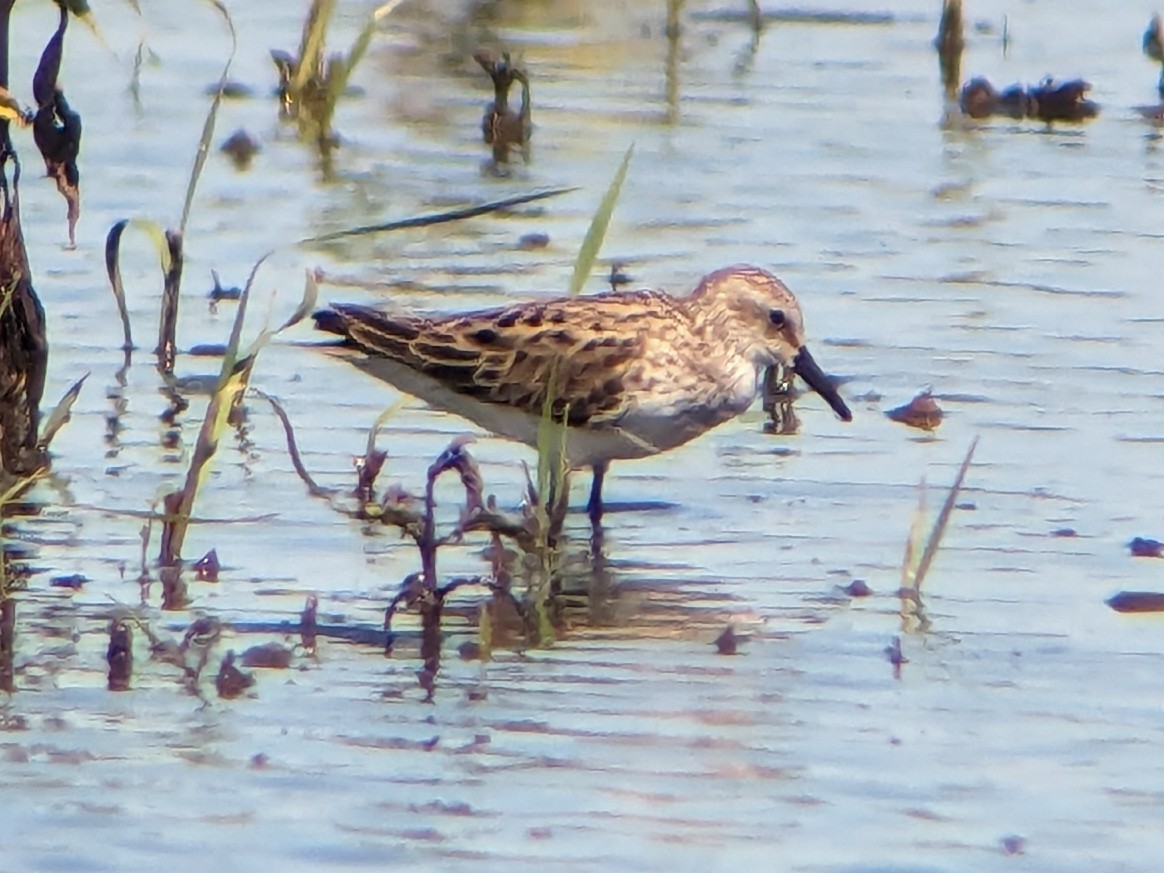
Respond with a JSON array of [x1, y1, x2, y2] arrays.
[[3, 0, 1164, 870]]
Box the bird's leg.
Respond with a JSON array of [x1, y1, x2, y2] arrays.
[[587, 462, 607, 523]]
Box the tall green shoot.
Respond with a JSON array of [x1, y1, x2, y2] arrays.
[[900, 436, 979, 629], [530, 146, 633, 614]]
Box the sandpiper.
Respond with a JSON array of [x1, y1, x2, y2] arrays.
[[313, 265, 852, 520]]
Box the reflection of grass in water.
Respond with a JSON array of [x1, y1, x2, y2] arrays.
[[158, 267, 318, 569], [900, 436, 979, 630], [529, 145, 633, 638], [535, 145, 634, 530], [1, 372, 87, 596], [0, 472, 40, 599]]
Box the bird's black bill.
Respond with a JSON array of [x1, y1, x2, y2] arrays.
[[793, 346, 852, 422]]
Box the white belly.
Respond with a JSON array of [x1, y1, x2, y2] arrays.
[[329, 348, 756, 468]]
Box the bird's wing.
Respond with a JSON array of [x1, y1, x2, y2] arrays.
[[320, 290, 680, 427]]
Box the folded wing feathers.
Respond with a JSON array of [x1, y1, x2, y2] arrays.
[[327, 293, 674, 426]]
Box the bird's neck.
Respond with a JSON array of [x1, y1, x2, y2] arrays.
[[684, 296, 769, 370]]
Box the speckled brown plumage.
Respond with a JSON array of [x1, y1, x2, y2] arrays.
[[315, 265, 851, 519]]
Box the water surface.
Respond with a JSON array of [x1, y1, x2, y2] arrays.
[[3, 1, 1164, 870]]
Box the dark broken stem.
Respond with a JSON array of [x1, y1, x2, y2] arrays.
[[301, 187, 575, 245], [0, 0, 10, 92], [0, 598, 13, 694], [383, 572, 422, 654], [104, 221, 135, 350], [155, 230, 183, 375], [253, 389, 333, 499]]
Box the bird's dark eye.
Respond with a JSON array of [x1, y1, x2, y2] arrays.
[[768, 309, 785, 328]]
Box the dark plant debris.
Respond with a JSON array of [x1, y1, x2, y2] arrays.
[[887, 390, 944, 431], [300, 593, 318, 653], [31, 2, 81, 248], [106, 618, 132, 691], [959, 77, 1099, 123], [0, 601, 12, 693], [49, 573, 86, 589], [1000, 835, 1026, 856], [844, 579, 872, 597], [194, 548, 221, 582], [207, 81, 254, 100], [216, 650, 255, 699], [240, 642, 293, 669], [208, 269, 242, 303], [1106, 591, 1164, 613], [474, 49, 531, 166], [516, 231, 549, 251], [714, 625, 739, 655], [1129, 537, 1164, 558], [885, 635, 907, 679], [220, 128, 260, 169]]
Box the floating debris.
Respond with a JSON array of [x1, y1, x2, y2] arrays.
[[194, 548, 220, 582], [207, 81, 254, 99], [1106, 591, 1164, 613], [106, 619, 133, 692], [188, 344, 227, 358], [516, 231, 550, 251], [474, 49, 531, 165], [843, 579, 872, 597], [49, 573, 86, 589], [216, 650, 255, 699], [240, 642, 293, 669], [885, 635, 907, 679], [1000, 835, 1026, 856], [220, 128, 260, 169], [208, 269, 242, 303], [714, 625, 739, 655], [1129, 536, 1164, 558], [300, 593, 318, 653], [959, 76, 1099, 122], [886, 390, 944, 431], [183, 616, 222, 655]]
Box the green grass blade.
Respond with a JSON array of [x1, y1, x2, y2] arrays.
[[292, 0, 336, 96], [179, 0, 237, 235], [104, 218, 172, 351], [913, 436, 979, 591], [568, 145, 633, 297], [365, 402, 400, 461], [161, 260, 319, 563], [220, 251, 273, 377], [37, 371, 88, 450]]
